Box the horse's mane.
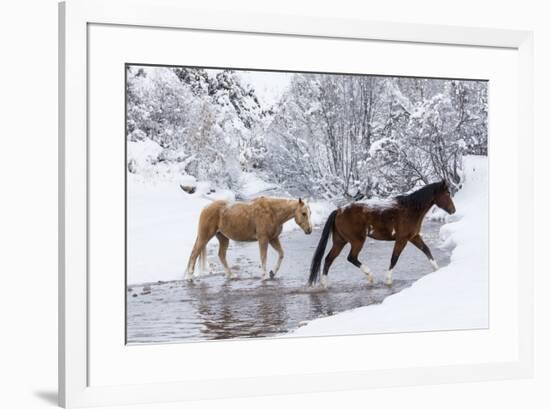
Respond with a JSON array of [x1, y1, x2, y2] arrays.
[[395, 181, 447, 209]]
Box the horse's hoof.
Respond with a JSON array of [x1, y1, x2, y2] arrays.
[[385, 280, 393, 286], [269, 270, 275, 279]]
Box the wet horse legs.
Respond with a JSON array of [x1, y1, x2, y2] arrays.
[[269, 237, 284, 278], [409, 234, 439, 271], [347, 238, 374, 284], [216, 233, 237, 279], [321, 239, 345, 288], [259, 238, 269, 280]]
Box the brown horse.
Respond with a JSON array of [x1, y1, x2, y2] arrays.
[[186, 197, 312, 281], [309, 181, 456, 288]]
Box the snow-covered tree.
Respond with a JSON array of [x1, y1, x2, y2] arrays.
[[126, 65, 487, 198]]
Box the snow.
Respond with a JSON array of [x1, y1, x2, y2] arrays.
[[356, 197, 397, 210], [127, 139, 163, 171], [389, 81, 413, 113], [127, 140, 196, 184], [290, 155, 488, 336], [368, 137, 391, 156], [237, 172, 277, 198], [237, 70, 291, 108]]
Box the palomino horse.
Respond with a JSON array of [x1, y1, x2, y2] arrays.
[[309, 181, 456, 288], [186, 197, 312, 281]]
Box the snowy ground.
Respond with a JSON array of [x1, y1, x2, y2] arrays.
[[290, 155, 488, 336]]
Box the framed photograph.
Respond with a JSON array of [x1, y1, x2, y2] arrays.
[[59, 0, 534, 407]]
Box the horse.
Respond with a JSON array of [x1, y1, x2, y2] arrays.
[[308, 180, 456, 288], [186, 197, 313, 281]]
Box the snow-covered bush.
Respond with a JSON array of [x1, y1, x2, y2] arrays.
[[126, 66, 270, 189]]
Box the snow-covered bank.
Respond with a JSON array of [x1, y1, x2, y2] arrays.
[[290, 155, 489, 336]]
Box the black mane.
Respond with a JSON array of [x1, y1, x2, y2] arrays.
[[395, 181, 447, 209]]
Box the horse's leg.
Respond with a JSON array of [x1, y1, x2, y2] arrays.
[[216, 233, 236, 278], [409, 234, 438, 271], [268, 237, 284, 279], [386, 238, 407, 285], [346, 237, 374, 284], [259, 238, 270, 280], [321, 238, 345, 288]]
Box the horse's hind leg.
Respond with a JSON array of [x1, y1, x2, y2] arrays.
[[186, 204, 222, 280], [321, 239, 345, 288], [216, 233, 236, 279], [409, 234, 438, 271], [347, 238, 374, 284]]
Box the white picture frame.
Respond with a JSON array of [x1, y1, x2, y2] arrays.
[[59, 0, 534, 407]]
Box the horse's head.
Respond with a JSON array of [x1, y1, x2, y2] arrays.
[[434, 180, 456, 214], [294, 198, 313, 234]]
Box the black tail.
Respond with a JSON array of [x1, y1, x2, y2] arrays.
[[308, 210, 338, 285]]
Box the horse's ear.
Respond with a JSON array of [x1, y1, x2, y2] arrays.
[[298, 197, 303, 205]]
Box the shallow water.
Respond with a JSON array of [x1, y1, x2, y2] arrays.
[[127, 220, 451, 343]]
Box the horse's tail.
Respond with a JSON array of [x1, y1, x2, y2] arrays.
[[199, 245, 207, 273], [309, 210, 337, 286]]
